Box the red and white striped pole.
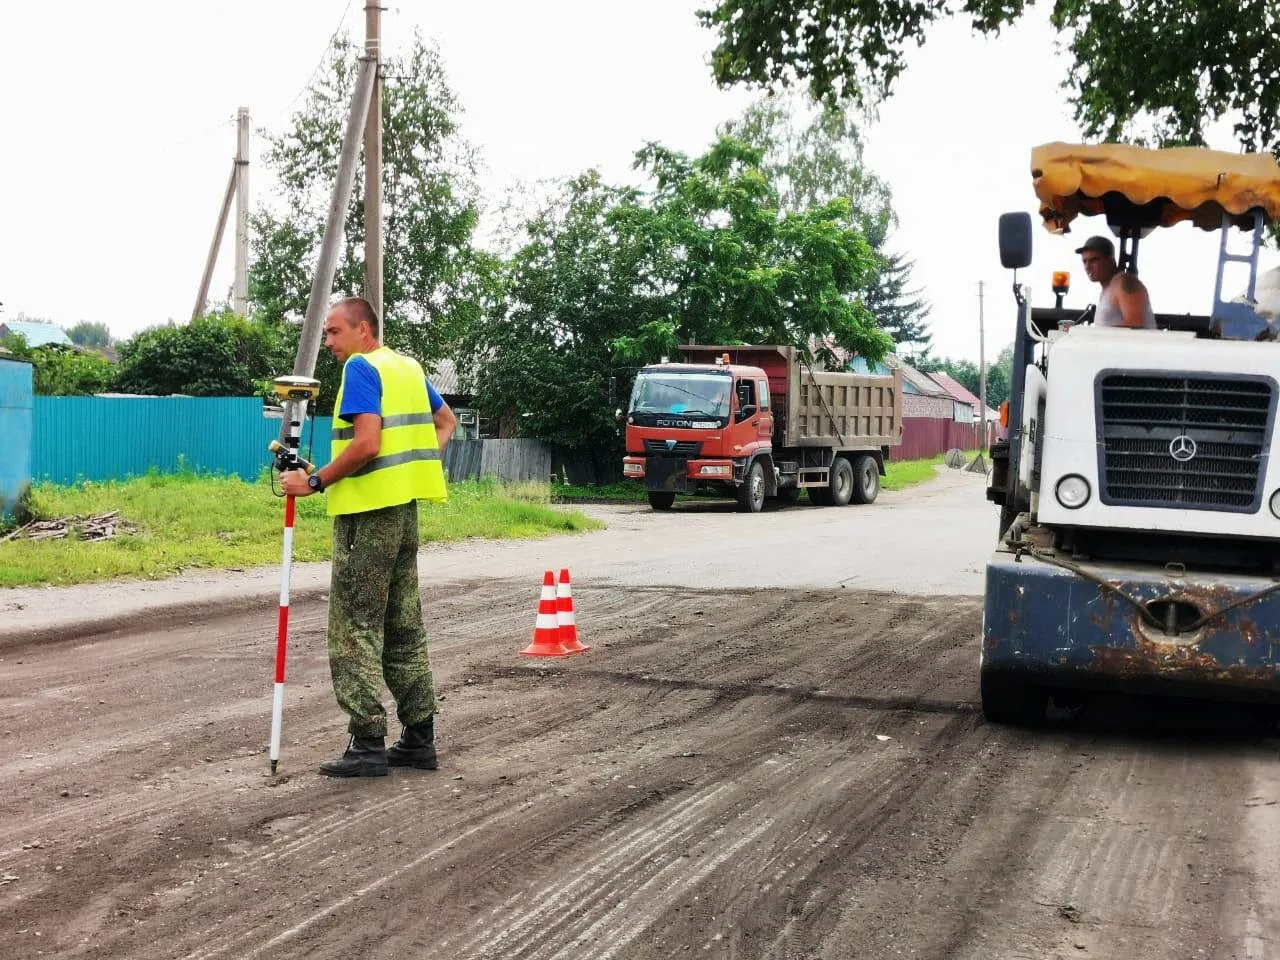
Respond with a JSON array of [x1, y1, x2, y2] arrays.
[[269, 493, 297, 774], [267, 376, 320, 774]]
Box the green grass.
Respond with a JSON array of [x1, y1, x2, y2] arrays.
[[552, 480, 647, 503], [0, 472, 602, 588], [882, 455, 946, 491]]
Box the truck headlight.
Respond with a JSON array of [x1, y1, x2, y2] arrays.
[[1055, 475, 1091, 509], [1271, 490, 1280, 519], [698, 464, 731, 476], [623, 461, 644, 477]]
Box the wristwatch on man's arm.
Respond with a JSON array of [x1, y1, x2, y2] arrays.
[[307, 473, 325, 493]]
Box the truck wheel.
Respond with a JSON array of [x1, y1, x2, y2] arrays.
[[980, 672, 1047, 726], [647, 492, 676, 511], [737, 461, 766, 513], [829, 457, 854, 506], [849, 454, 880, 504]]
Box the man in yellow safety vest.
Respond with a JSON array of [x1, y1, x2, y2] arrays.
[[282, 296, 456, 777]]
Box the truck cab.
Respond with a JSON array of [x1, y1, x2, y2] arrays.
[[622, 355, 776, 511], [981, 142, 1280, 723]]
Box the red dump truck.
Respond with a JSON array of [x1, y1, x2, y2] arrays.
[[622, 345, 903, 511]]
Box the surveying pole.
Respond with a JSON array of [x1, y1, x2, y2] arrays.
[[364, 1, 384, 319], [265, 377, 321, 774]]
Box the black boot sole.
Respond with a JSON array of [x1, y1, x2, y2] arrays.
[[387, 751, 438, 770], [318, 763, 388, 778]]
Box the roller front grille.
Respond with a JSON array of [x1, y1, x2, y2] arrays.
[[1097, 374, 1272, 511]]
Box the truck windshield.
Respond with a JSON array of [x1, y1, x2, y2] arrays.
[[629, 372, 731, 418]]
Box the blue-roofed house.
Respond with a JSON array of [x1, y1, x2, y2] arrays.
[[0, 320, 72, 348]]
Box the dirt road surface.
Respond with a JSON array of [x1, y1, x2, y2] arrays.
[[3, 471, 1280, 959]]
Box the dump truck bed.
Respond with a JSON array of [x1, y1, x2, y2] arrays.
[[680, 345, 902, 450]]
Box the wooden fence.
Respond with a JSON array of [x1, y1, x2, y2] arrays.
[[443, 439, 553, 483]]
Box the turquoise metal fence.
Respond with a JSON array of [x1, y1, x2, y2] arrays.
[[0, 358, 33, 516], [31, 396, 333, 485], [23, 396, 578, 488]]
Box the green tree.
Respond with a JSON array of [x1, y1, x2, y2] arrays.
[[466, 136, 890, 465], [993, 342, 1015, 401], [112, 311, 292, 397], [0, 333, 115, 396], [862, 250, 932, 361], [722, 96, 931, 359], [983, 359, 1010, 409], [250, 32, 486, 378], [698, 0, 1280, 154], [463, 173, 642, 472], [720, 95, 894, 238], [609, 136, 890, 366], [64, 321, 112, 349]]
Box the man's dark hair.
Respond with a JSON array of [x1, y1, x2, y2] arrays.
[[335, 296, 380, 339]]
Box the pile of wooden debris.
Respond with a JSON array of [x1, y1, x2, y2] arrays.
[[0, 511, 135, 543]]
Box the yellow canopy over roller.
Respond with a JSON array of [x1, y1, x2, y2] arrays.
[[1031, 142, 1280, 234]]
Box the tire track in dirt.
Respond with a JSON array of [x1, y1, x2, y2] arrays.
[[0, 584, 983, 958], [935, 727, 1269, 959]]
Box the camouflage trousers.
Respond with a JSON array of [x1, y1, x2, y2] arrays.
[[328, 501, 437, 739]]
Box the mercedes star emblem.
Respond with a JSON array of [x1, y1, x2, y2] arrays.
[[1169, 435, 1197, 462]]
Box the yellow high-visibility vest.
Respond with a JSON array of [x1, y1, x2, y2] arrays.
[[327, 346, 448, 516]]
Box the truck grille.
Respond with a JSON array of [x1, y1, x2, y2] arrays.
[[644, 440, 702, 457], [1097, 374, 1273, 511]]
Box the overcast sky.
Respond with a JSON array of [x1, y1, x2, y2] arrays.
[[2, 1, 1274, 364]]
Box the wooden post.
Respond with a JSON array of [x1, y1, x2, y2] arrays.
[[363, 2, 384, 324], [233, 107, 250, 316], [292, 58, 378, 378]]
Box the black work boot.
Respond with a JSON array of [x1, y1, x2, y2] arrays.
[[387, 718, 438, 770], [319, 735, 388, 778]]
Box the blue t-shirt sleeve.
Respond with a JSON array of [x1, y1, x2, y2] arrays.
[[425, 379, 444, 413], [338, 356, 382, 419]]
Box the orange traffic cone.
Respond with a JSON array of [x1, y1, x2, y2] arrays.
[[557, 568, 589, 654], [520, 571, 571, 657]]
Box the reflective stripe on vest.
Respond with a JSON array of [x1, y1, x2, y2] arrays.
[[327, 347, 449, 516], [331, 412, 436, 440]]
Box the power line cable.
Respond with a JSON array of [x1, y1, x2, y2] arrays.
[[267, 0, 358, 127]]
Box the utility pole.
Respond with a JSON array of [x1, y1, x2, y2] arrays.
[[292, 58, 378, 378], [363, 1, 384, 323], [192, 107, 250, 322], [192, 166, 237, 323], [978, 280, 988, 452], [233, 107, 250, 315]]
